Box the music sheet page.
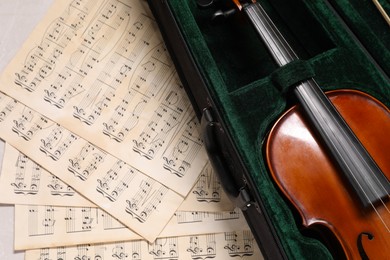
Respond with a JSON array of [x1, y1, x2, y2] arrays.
[[0, 143, 95, 207], [0, 0, 209, 242], [0, 142, 245, 251], [0, 0, 208, 197], [14, 205, 248, 250], [0, 0, 264, 258], [0, 91, 183, 241], [0, 143, 234, 211], [24, 230, 263, 260]]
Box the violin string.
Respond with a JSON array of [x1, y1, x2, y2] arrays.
[[370, 204, 390, 233], [260, 0, 390, 221], [359, 153, 390, 216], [353, 162, 390, 232], [247, 0, 390, 232], [350, 173, 390, 232], [246, 1, 298, 67], [330, 106, 390, 233], [325, 123, 390, 231], [370, 179, 390, 219], [353, 174, 389, 232], [322, 94, 390, 229], [369, 194, 390, 233]]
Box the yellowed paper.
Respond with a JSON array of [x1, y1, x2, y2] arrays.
[[0, 143, 95, 207], [0, 143, 233, 211], [0, 91, 186, 242], [178, 162, 234, 212], [0, 0, 208, 197], [14, 204, 248, 250], [24, 230, 263, 260], [0, 0, 210, 242]]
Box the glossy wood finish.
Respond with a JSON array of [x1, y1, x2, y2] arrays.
[[266, 89, 390, 259]]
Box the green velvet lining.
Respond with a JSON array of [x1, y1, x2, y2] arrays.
[[327, 0, 390, 75], [270, 60, 316, 93], [167, 0, 390, 259]]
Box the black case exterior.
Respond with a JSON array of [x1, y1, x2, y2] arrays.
[[147, 1, 288, 259]]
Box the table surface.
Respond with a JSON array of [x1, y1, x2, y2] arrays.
[[0, 1, 54, 259]]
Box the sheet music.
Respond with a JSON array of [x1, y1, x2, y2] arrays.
[[0, 143, 233, 211], [0, 0, 263, 258], [0, 0, 210, 241], [0, 143, 94, 207], [0, 0, 208, 197], [14, 204, 248, 250], [176, 162, 234, 212], [0, 91, 185, 242], [24, 230, 263, 260]]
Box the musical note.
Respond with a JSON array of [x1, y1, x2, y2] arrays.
[[130, 43, 172, 99], [149, 237, 179, 259], [72, 11, 156, 125], [73, 86, 115, 125], [125, 179, 168, 223], [192, 163, 222, 203], [101, 43, 173, 142], [112, 242, 129, 259], [224, 230, 255, 258], [0, 94, 188, 241], [68, 142, 106, 181], [12, 107, 51, 140], [13, 0, 94, 92], [187, 234, 216, 259], [28, 206, 56, 236], [133, 83, 189, 160], [48, 175, 76, 196], [38, 248, 50, 260], [75, 244, 91, 260], [174, 208, 241, 225], [0, 96, 17, 122], [102, 89, 137, 141], [44, 0, 132, 109], [57, 247, 67, 260], [129, 241, 143, 260], [0, 144, 96, 206], [214, 209, 241, 221], [82, 207, 94, 232], [24, 231, 263, 260], [44, 67, 85, 109], [96, 159, 136, 201], [64, 207, 75, 232], [65, 207, 95, 233], [40, 125, 78, 160], [10, 153, 41, 195], [175, 211, 208, 224], [0, 0, 264, 250], [163, 115, 203, 177], [15, 202, 250, 250], [0, 0, 208, 242], [18, 201, 261, 258], [100, 210, 125, 230]]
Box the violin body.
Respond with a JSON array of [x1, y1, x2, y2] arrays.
[[193, 0, 390, 257], [266, 89, 390, 259]]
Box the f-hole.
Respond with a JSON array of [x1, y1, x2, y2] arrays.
[[357, 232, 374, 260]]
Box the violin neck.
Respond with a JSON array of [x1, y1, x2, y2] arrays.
[[243, 2, 390, 207], [244, 2, 297, 66]]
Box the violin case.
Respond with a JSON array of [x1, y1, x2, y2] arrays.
[[147, 0, 390, 259]]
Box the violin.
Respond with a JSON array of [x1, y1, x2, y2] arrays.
[[205, 0, 390, 258]]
